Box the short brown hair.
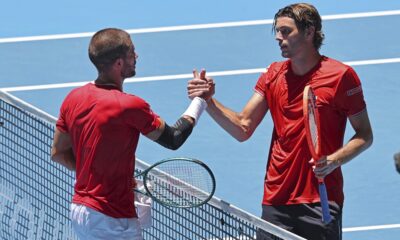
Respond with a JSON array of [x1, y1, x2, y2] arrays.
[[273, 3, 325, 50], [88, 28, 132, 71]]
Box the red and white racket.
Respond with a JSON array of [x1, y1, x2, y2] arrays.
[[303, 85, 332, 224]]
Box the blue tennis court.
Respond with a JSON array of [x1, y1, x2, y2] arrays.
[[1, 1, 400, 239]]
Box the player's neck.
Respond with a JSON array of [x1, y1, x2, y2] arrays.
[[290, 51, 321, 76], [95, 74, 123, 91]]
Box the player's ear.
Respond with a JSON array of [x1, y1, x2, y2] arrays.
[[115, 58, 123, 66], [305, 26, 315, 40], [112, 58, 124, 71]]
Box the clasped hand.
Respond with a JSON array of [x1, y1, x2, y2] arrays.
[[187, 69, 215, 101]]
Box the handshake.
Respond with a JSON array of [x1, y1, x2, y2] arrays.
[[187, 69, 215, 102]]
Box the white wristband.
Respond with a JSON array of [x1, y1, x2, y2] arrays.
[[182, 97, 207, 125]]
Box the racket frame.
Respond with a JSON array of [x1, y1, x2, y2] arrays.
[[134, 157, 216, 208], [303, 85, 332, 224]]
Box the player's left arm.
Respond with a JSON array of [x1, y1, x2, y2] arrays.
[[51, 128, 76, 171], [313, 110, 373, 178]]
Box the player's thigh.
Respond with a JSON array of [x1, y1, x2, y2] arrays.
[[296, 203, 342, 240], [257, 203, 342, 240], [70, 203, 143, 240], [256, 204, 296, 240]]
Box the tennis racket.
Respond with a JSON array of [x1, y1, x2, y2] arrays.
[[303, 85, 332, 224], [134, 157, 216, 208]]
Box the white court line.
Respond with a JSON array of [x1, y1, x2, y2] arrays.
[[1, 57, 400, 92], [343, 223, 400, 232], [214, 223, 400, 239], [0, 10, 399, 43], [213, 223, 400, 239]]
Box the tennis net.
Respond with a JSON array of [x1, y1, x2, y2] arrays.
[[0, 90, 304, 240]]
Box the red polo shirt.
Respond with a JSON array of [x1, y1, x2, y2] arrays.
[[56, 83, 160, 218], [255, 56, 366, 206]]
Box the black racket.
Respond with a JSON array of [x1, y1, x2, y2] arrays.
[[134, 157, 216, 208]]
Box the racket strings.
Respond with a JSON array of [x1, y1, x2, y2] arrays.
[[308, 95, 319, 151], [146, 160, 214, 207]]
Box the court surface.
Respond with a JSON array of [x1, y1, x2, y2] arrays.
[[1, 1, 400, 239]]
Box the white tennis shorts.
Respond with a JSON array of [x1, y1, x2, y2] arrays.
[[70, 203, 143, 240]]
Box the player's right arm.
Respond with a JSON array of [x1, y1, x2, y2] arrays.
[[145, 70, 213, 150], [188, 70, 269, 142], [145, 115, 196, 150], [51, 128, 76, 171], [205, 92, 268, 142]]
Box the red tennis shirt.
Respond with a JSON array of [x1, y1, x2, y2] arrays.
[[56, 83, 160, 218], [255, 56, 366, 206]]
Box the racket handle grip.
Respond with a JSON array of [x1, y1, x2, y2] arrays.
[[318, 181, 332, 224]]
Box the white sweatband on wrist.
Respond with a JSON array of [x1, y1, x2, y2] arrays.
[[182, 97, 207, 125]]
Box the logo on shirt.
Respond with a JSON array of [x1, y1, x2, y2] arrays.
[[346, 86, 362, 96]]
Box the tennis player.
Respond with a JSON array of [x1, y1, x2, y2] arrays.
[[51, 28, 212, 240], [188, 3, 373, 240]]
